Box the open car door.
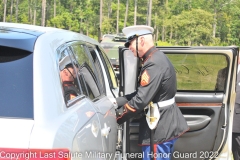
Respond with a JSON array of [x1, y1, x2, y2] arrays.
[[118, 46, 238, 160]]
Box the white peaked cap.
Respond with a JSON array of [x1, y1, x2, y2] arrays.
[[122, 25, 154, 38], [59, 55, 72, 71]]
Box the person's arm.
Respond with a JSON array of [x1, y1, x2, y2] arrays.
[[116, 62, 166, 124]]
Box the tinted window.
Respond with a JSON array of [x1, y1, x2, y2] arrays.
[[167, 54, 228, 91], [70, 44, 101, 100], [0, 46, 33, 118], [85, 45, 105, 95], [98, 47, 118, 89], [58, 48, 81, 104], [80, 64, 100, 99]]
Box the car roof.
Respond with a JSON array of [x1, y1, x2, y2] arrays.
[[0, 22, 61, 35], [0, 22, 99, 52]]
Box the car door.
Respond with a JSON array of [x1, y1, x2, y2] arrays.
[[84, 44, 118, 157], [56, 46, 105, 157], [118, 46, 238, 160], [69, 42, 117, 158]]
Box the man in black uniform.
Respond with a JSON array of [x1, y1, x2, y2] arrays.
[[116, 25, 189, 160], [59, 56, 79, 102]]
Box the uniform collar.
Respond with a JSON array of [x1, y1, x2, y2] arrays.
[[141, 46, 157, 62]]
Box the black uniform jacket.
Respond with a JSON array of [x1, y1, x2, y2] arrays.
[[116, 46, 189, 145]]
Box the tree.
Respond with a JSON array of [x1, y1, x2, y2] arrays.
[[99, 0, 103, 36], [134, 0, 137, 25], [124, 0, 128, 27], [116, 0, 119, 33], [33, 0, 37, 25], [41, 0, 46, 26], [147, 0, 152, 26], [107, 0, 112, 19], [212, 0, 217, 38], [170, 9, 214, 46], [3, 0, 7, 22], [54, 0, 56, 17], [0, 0, 239, 46], [10, 0, 13, 22], [15, 0, 18, 22]]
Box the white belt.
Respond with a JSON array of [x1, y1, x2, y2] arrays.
[[156, 97, 175, 108]]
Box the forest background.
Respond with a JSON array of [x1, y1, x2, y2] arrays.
[[1, 0, 240, 46]]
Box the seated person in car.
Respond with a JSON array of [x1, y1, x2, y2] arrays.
[[59, 56, 80, 102]]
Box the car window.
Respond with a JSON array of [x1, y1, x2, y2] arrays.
[[85, 44, 105, 95], [58, 48, 81, 104], [0, 46, 33, 119], [112, 35, 127, 42], [98, 46, 118, 89], [166, 54, 228, 91], [70, 43, 101, 100]]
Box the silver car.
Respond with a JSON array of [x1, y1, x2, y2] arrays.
[[0, 22, 238, 160], [0, 22, 119, 160]]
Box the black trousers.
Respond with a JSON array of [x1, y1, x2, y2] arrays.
[[232, 133, 240, 160]]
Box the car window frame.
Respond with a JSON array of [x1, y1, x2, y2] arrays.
[[84, 43, 106, 95], [97, 46, 118, 89], [165, 53, 230, 92], [56, 44, 86, 108], [67, 41, 104, 102]]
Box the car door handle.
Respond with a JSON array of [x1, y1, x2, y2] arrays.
[[101, 123, 111, 138], [184, 115, 211, 131]]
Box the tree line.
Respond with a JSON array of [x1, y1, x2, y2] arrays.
[[1, 0, 240, 46]]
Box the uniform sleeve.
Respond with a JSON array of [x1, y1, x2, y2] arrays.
[[116, 91, 137, 108], [116, 62, 167, 124], [116, 97, 128, 108]]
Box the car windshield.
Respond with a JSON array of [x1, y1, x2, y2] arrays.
[[112, 36, 127, 42], [0, 46, 33, 119], [101, 34, 127, 43]]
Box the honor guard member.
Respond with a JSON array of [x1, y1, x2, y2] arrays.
[[59, 56, 79, 102], [115, 25, 189, 160]]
